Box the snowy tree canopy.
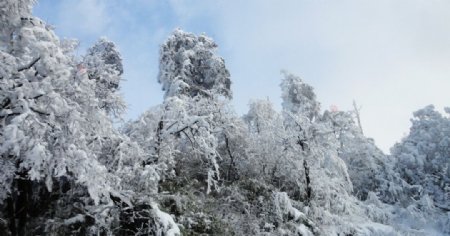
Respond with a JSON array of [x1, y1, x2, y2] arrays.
[[158, 29, 232, 99], [281, 70, 320, 122], [392, 105, 450, 210], [0, 1, 178, 235], [83, 38, 125, 116], [86, 38, 123, 76], [0, 0, 34, 49], [1, 1, 449, 235]]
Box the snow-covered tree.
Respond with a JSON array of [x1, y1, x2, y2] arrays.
[[281, 71, 320, 123], [244, 99, 282, 134], [125, 96, 226, 194], [0, 2, 178, 235], [392, 105, 450, 210], [243, 99, 304, 195], [0, 12, 114, 234], [152, 30, 235, 194], [0, 0, 34, 50], [158, 29, 231, 99], [123, 30, 237, 234], [278, 72, 382, 234], [83, 37, 125, 117], [322, 110, 409, 204], [280, 72, 352, 195], [3, 1, 450, 235]]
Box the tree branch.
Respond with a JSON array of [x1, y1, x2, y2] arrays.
[[225, 135, 236, 181], [434, 203, 450, 211], [181, 130, 195, 148], [18, 56, 41, 72], [353, 100, 364, 135], [165, 121, 179, 132], [30, 94, 44, 100], [0, 112, 21, 119], [170, 120, 199, 136], [30, 107, 50, 116], [303, 160, 312, 203], [1, 98, 11, 110]]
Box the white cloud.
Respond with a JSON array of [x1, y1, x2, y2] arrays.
[[57, 0, 111, 37]]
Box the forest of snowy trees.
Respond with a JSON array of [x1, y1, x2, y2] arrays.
[[0, 1, 449, 235]]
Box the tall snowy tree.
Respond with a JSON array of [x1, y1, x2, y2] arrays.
[[153, 29, 235, 194], [158, 29, 231, 99], [280, 72, 352, 196], [124, 30, 237, 234], [278, 71, 377, 235], [281, 71, 320, 123], [83, 38, 125, 117]]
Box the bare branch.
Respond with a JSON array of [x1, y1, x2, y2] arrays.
[[352, 100, 364, 135]]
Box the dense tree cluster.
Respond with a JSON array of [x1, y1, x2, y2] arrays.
[[1, 1, 449, 235]]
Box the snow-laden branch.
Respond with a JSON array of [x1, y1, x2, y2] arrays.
[[18, 56, 41, 72]]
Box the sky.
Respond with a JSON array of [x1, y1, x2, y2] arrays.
[[33, 0, 450, 153]]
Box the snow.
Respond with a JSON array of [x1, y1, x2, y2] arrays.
[[1, 2, 449, 235], [63, 214, 85, 226], [151, 203, 181, 236], [297, 224, 314, 236]]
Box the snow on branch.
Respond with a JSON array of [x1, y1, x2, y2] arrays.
[[18, 56, 41, 72]]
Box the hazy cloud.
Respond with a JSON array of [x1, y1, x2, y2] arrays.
[[57, 0, 111, 37]]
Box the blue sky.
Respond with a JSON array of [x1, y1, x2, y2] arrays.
[[33, 0, 450, 152]]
